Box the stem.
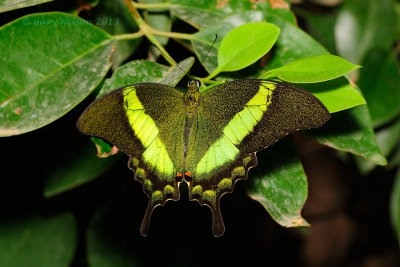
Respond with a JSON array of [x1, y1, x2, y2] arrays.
[[123, 0, 176, 65], [132, 1, 170, 9], [149, 28, 193, 40], [114, 32, 144, 40], [204, 67, 221, 80]]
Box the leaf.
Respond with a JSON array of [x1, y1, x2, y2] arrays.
[[0, 212, 77, 267], [212, 22, 280, 77], [100, 57, 194, 95], [158, 57, 195, 86], [309, 104, 387, 165], [245, 138, 309, 228], [261, 55, 360, 83], [299, 77, 365, 113], [358, 49, 400, 127], [390, 168, 400, 246], [0, 12, 115, 136], [295, 8, 337, 54], [43, 140, 121, 198], [168, 0, 295, 29], [355, 117, 400, 174], [191, 11, 267, 74], [93, 0, 141, 69], [0, 0, 53, 13], [91, 137, 118, 158], [335, 0, 397, 65]]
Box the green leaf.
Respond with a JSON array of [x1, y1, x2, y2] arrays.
[[391, 168, 400, 246], [158, 57, 195, 86], [100, 57, 194, 95], [93, 0, 141, 69], [43, 141, 120, 198], [294, 8, 337, 54], [168, 0, 295, 29], [91, 136, 118, 158], [309, 105, 387, 165], [389, 145, 400, 170], [0, 12, 114, 136], [358, 49, 400, 127], [261, 55, 360, 83], [299, 77, 365, 113], [192, 11, 267, 73], [355, 117, 400, 174], [0, 212, 77, 267], [0, 0, 53, 13], [211, 22, 279, 77], [335, 0, 397, 65], [245, 138, 309, 228]]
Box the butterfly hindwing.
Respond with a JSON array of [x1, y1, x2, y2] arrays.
[[77, 83, 186, 236]]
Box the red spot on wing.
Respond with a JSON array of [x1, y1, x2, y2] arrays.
[[185, 171, 192, 177]]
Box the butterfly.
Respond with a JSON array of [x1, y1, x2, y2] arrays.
[[77, 79, 330, 237]]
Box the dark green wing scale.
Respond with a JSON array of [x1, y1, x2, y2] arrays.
[[77, 79, 330, 237]]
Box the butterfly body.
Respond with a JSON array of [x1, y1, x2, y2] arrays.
[[77, 79, 330, 237]]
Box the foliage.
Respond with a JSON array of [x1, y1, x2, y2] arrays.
[[0, 0, 397, 265]]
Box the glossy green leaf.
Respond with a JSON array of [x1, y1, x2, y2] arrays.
[[0, 0, 53, 13], [335, 0, 397, 65], [192, 11, 266, 73], [44, 141, 120, 198], [391, 168, 400, 246], [355, 117, 400, 174], [212, 22, 279, 77], [100, 57, 194, 96], [91, 137, 117, 158], [168, 0, 295, 29], [299, 77, 365, 113], [245, 138, 309, 228], [358, 50, 400, 127], [261, 55, 360, 83], [0, 212, 77, 267], [94, 0, 141, 69], [0, 12, 114, 136], [158, 57, 195, 86], [309, 105, 387, 165]]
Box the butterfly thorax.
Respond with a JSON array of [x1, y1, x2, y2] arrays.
[[184, 80, 201, 116]]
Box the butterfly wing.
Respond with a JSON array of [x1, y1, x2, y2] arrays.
[[77, 83, 185, 236], [185, 79, 330, 236]]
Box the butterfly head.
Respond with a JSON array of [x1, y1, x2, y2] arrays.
[[187, 80, 201, 93]]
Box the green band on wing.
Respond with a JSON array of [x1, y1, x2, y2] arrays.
[[224, 81, 275, 145], [196, 82, 275, 178], [195, 135, 239, 176], [123, 86, 175, 180]]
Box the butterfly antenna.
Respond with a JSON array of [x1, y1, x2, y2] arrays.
[[201, 34, 218, 63], [153, 45, 186, 74]]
